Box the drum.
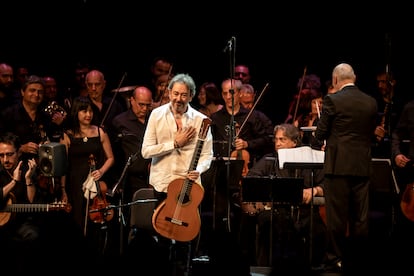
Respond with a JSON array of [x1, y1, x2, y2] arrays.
[[241, 201, 271, 216]]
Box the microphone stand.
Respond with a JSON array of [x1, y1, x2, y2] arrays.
[[224, 36, 236, 232], [106, 151, 138, 255]]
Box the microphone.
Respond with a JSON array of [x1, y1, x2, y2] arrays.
[[117, 131, 137, 138], [223, 36, 235, 53], [130, 152, 139, 163]]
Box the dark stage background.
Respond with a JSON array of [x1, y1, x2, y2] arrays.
[[2, 1, 412, 124]]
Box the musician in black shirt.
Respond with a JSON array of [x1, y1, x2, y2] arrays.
[[204, 78, 273, 272], [0, 132, 41, 274], [390, 99, 414, 274]]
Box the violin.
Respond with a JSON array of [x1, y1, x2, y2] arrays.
[[231, 122, 250, 177], [88, 154, 114, 223], [230, 83, 270, 177]]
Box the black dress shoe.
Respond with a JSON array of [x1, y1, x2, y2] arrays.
[[311, 260, 342, 273], [325, 260, 342, 273]]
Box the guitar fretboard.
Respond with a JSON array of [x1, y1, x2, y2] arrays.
[[3, 203, 64, 212]]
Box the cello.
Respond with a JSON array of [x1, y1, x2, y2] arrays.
[[87, 154, 114, 224]]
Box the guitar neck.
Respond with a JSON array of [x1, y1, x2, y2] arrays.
[[3, 203, 58, 212], [188, 139, 204, 171]]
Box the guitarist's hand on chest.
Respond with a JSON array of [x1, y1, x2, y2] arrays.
[[175, 126, 196, 148], [187, 170, 200, 181]]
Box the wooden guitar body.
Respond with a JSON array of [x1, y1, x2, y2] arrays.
[[152, 179, 204, 242], [401, 182, 414, 221]]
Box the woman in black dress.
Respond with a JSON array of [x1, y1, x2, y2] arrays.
[[60, 96, 115, 260]]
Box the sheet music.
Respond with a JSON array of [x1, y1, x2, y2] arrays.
[[278, 146, 325, 169]]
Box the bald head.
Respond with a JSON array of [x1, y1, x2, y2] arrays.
[[0, 63, 14, 88], [0, 63, 13, 72], [85, 70, 106, 100], [85, 70, 105, 82], [131, 86, 153, 121], [133, 86, 152, 99], [332, 63, 356, 91]]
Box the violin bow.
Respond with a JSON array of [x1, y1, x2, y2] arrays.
[[237, 82, 270, 135], [293, 66, 307, 123], [155, 64, 174, 103], [100, 72, 127, 129]]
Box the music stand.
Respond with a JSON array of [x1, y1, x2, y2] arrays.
[[241, 176, 304, 204], [242, 176, 304, 266], [201, 158, 244, 231], [283, 162, 323, 267]]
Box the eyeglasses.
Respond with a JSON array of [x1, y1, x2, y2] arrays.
[[137, 103, 152, 108], [235, 72, 248, 77], [241, 90, 255, 94], [0, 152, 16, 158]]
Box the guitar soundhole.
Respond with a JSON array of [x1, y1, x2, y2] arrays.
[[178, 194, 191, 205]]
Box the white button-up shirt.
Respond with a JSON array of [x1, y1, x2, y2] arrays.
[[142, 103, 213, 192]]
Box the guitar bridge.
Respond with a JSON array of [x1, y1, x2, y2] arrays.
[[165, 216, 188, 227]]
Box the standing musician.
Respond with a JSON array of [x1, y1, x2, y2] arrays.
[[208, 78, 273, 266], [41, 75, 68, 142], [60, 96, 115, 270], [0, 75, 52, 161], [0, 75, 68, 199], [372, 71, 400, 159], [112, 86, 153, 253], [210, 78, 273, 167], [390, 99, 414, 274], [141, 73, 213, 275], [84, 70, 124, 187]]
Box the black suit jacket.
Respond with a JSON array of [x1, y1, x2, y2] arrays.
[[315, 85, 377, 177]]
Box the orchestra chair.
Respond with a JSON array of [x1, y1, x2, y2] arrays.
[[128, 187, 157, 242], [369, 158, 399, 238]]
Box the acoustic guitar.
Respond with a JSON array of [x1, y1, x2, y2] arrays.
[[152, 118, 211, 242], [0, 193, 71, 227], [400, 182, 414, 221]]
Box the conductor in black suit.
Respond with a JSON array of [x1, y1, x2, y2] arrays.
[[315, 63, 377, 275]]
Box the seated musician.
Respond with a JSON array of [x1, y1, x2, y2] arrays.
[[0, 132, 42, 274], [246, 123, 327, 271]]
